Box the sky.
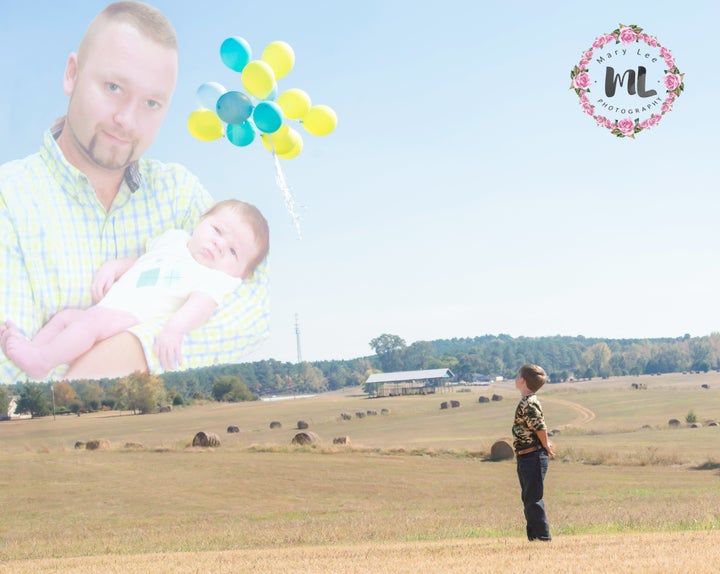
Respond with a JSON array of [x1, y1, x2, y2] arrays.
[[1, 1, 719, 364]]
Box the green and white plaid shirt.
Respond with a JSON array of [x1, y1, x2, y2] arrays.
[[1, 119, 269, 382]]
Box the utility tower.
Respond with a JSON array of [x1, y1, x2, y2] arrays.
[[295, 313, 302, 363]]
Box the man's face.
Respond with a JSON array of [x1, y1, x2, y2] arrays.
[[62, 21, 177, 172], [187, 209, 259, 279]]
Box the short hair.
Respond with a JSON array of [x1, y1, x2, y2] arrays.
[[519, 364, 547, 392], [78, 1, 177, 64], [202, 199, 270, 277]]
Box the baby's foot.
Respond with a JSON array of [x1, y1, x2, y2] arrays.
[[5, 333, 51, 380], [0, 321, 20, 353]]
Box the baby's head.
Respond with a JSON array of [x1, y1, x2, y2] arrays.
[[188, 199, 269, 279], [517, 364, 547, 393]]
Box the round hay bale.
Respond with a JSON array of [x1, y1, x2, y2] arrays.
[[269, 421, 282, 429], [124, 442, 144, 449], [297, 420, 309, 430], [491, 394, 503, 402], [490, 440, 514, 460], [701, 384, 710, 389], [708, 421, 718, 427], [333, 436, 351, 445], [355, 411, 366, 419], [691, 422, 702, 428], [340, 412, 352, 421], [668, 418, 681, 427], [292, 431, 320, 446], [159, 405, 172, 413], [74, 441, 86, 449], [551, 429, 561, 435], [380, 408, 391, 416], [226, 425, 240, 433], [478, 396, 490, 403], [366, 410, 378, 416], [192, 431, 221, 447], [440, 401, 449, 410], [85, 439, 111, 451], [450, 400, 460, 408]]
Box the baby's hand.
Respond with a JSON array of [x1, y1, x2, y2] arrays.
[[91, 263, 120, 303], [154, 328, 184, 371]]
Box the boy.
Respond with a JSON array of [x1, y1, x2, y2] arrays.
[[512, 363, 555, 541], [1, 199, 268, 378]]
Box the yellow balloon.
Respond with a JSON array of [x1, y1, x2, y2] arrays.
[[262, 41, 295, 80], [241, 60, 276, 99], [261, 125, 301, 155], [187, 109, 223, 141], [276, 88, 311, 120], [278, 135, 303, 160], [302, 104, 337, 136]]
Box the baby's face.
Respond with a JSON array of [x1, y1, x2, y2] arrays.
[[187, 209, 257, 278]]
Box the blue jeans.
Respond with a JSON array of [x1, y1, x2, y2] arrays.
[[516, 449, 551, 541]]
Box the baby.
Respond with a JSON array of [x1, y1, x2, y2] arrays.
[[1, 199, 269, 378]]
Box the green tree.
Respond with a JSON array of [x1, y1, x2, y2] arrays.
[[116, 372, 165, 414], [0, 385, 10, 418], [212, 375, 257, 402], [16, 382, 52, 418], [369, 333, 406, 372]]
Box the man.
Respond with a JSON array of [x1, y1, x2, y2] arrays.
[[0, 2, 269, 382]]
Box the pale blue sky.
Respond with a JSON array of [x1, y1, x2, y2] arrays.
[[1, 1, 718, 363]]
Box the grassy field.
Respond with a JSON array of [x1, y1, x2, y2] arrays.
[[1, 372, 719, 572]]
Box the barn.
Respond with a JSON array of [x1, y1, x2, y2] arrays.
[[364, 368, 455, 397]]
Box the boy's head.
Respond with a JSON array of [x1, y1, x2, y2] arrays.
[[188, 199, 269, 279], [517, 364, 547, 393]]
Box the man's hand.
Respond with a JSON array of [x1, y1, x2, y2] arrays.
[[154, 327, 184, 371]]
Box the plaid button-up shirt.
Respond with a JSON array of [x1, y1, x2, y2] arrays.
[[1, 120, 269, 382]]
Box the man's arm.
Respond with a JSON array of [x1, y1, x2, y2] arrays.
[[63, 332, 148, 380]]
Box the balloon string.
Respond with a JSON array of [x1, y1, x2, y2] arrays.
[[272, 152, 302, 239]]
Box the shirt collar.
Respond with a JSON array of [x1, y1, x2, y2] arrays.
[[49, 117, 142, 193]]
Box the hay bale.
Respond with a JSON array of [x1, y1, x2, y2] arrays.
[[440, 401, 449, 410], [355, 411, 366, 419], [490, 440, 514, 460], [366, 409, 378, 416], [478, 396, 490, 403], [340, 412, 352, 421], [668, 419, 681, 427], [227, 426, 240, 433], [124, 442, 144, 449], [297, 420, 309, 429], [159, 405, 172, 413], [450, 400, 460, 408], [192, 431, 221, 447], [701, 384, 710, 389], [551, 429, 561, 435], [380, 408, 391, 416], [292, 431, 320, 446], [491, 394, 503, 402], [85, 439, 111, 451], [691, 422, 702, 428], [708, 421, 718, 427], [333, 436, 351, 445], [74, 441, 86, 449], [269, 421, 282, 429]]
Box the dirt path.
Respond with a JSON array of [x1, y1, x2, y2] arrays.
[[543, 396, 596, 426]]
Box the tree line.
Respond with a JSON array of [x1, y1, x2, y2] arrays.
[[3, 332, 719, 417]]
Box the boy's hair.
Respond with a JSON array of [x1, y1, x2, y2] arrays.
[[203, 199, 270, 277], [519, 364, 547, 392], [79, 1, 178, 64]]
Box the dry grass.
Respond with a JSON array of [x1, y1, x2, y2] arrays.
[[1, 373, 719, 572]]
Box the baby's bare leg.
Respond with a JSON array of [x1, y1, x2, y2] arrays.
[[32, 309, 86, 346]]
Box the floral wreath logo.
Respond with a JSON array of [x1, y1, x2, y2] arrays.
[[570, 24, 684, 138]]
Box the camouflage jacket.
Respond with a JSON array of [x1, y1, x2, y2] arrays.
[[512, 394, 547, 452]]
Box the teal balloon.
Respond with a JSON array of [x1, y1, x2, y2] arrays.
[[197, 82, 227, 110], [216, 91, 253, 124], [253, 101, 283, 133], [227, 121, 256, 147], [220, 36, 251, 72]]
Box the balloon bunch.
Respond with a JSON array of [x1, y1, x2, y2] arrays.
[[188, 36, 337, 161]]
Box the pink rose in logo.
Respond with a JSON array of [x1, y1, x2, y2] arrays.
[[619, 27, 637, 44], [573, 72, 591, 90], [664, 74, 682, 91], [582, 102, 594, 115], [617, 118, 636, 135]]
